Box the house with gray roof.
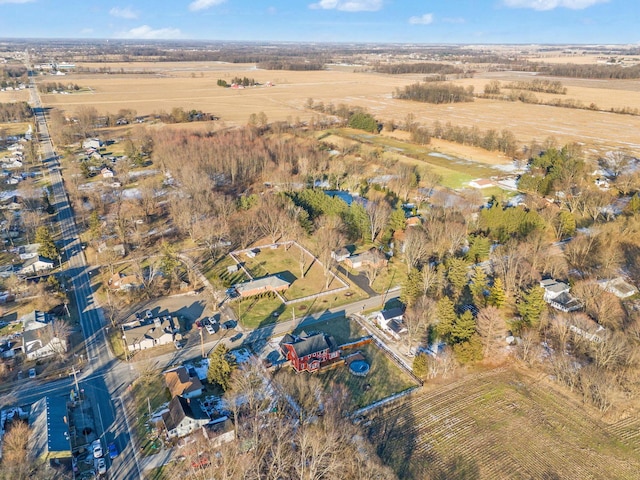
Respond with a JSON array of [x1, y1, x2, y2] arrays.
[[234, 274, 291, 298], [162, 396, 210, 439]]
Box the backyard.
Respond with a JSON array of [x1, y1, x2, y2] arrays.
[[279, 316, 417, 410]]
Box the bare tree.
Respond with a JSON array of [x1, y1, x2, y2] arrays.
[[365, 199, 391, 243], [402, 227, 429, 273], [476, 306, 506, 357], [315, 215, 345, 289], [364, 262, 382, 288], [403, 295, 436, 355]]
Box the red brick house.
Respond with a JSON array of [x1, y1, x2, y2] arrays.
[[279, 332, 341, 373]]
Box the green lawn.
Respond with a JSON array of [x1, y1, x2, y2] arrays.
[[293, 315, 365, 345], [131, 374, 171, 456]]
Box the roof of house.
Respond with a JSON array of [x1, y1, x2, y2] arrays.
[[281, 332, 338, 358], [380, 307, 405, 321], [551, 292, 583, 310], [22, 310, 52, 331], [540, 279, 569, 294], [387, 319, 408, 336], [162, 396, 208, 432], [122, 316, 177, 346], [164, 366, 203, 398], [598, 277, 637, 298], [203, 417, 234, 440], [235, 274, 291, 295], [22, 255, 54, 268]]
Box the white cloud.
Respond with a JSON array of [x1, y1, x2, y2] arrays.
[[409, 13, 434, 25], [116, 25, 182, 39], [109, 6, 138, 19], [503, 0, 608, 10], [189, 0, 226, 11], [309, 0, 383, 12], [0, 0, 35, 4]]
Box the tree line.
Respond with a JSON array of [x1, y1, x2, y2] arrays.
[[504, 79, 567, 94], [0, 101, 32, 123], [373, 62, 465, 75], [393, 82, 475, 104], [258, 60, 324, 71], [537, 63, 640, 79]]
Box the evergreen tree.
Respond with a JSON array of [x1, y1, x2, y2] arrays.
[[470, 266, 488, 307], [412, 353, 429, 378], [450, 310, 477, 344], [401, 268, 423, 308], [488, 277, 507, 309], [207, 344, 236, 391], [35, 226, 59, 260], [435, 296, 456, 339], [453, 334, 483, 363], [518, 286, 547, 328], [465, 235, 491, 263], [445, 257, 469, 299], [387, 206, 406, 234], [88, 211, 101, 242], [347, 112, 378, 133]]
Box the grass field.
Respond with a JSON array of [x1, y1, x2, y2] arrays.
[[366, 367, 640, 480], [37, 62, 640, 155]]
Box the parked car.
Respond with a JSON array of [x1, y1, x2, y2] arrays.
[[92, 440, 103, 458], [108, 442, 118, 459], [145, 310, 153, 319], [96, 457, 106, 475], [221, 320, 236, 330], [28, 368, 36, 379]]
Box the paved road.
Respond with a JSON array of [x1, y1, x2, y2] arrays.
[[27, 69, 141, 480]]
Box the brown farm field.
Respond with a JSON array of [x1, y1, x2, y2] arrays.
[[366, 367, 640, 480], [38, 61, 640, 156]]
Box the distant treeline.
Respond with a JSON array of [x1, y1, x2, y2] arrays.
[[531, 63, 640, 79], [157, 107, 217, 124], [258, 61, 324, 71], [394, 82, 474, 104], [0, 101, 33, 123], [505, 79, 567, 94], [1, 65, 28, 88], [217, 77, 257, 87], [374, 62, 465, 75], [38, 82, 82, 93]]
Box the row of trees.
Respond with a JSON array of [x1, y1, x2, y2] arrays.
[[258, 61, 324, 71], [394, 82, 475, 104], [37, 82, 81, 93], [373, 62, 465, 75], [504, 79, 567, 94]]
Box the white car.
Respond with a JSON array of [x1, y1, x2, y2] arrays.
[[92, 440, 103, 458], [96, 457, 107, 475], [28, 368, 36, 379]]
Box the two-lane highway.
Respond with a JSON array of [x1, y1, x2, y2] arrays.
[[28, 68, 141, 480]]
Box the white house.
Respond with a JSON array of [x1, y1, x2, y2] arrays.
[[19, 256, 55, 275], [164, 366, 203, 399], [22, 326, 67, 360], [468, 178, 494, 189], [162, 396, 210, 439], [101, 167, 114, 178], [375, 307, 407, 340], [540, 279, 582, 312], [122, 316, 180, 352], [597, 278, 638, 299]]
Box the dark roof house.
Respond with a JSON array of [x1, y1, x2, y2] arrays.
[[162, 396, 210, 439], [279, 332, 341, 373]]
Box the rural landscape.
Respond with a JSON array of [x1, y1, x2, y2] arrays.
[[1, 1, 640, 479]]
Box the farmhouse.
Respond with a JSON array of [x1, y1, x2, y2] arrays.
[[540, 279, 582, 312], [162, 396, 210, 439], [164, 366, 203, 399], [375, 307, 408, 340], [468, 178, 494, 189], [234, 274, 291, 298], [122, 316, 180, 352], [344, 248, 387, 270], [279, 332, 341, 373]]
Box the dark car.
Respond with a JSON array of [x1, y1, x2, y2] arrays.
[[108, 442, 119, 459], [221, 320, 237, 330]]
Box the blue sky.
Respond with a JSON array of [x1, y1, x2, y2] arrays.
[[0, 0, 637, 44]]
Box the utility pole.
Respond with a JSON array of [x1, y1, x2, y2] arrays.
[[200, 325, 205, 359]]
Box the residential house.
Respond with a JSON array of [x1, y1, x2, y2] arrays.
[[597, 277, 638, 299], [18, 243, 41, 260], [22, 310, 53, 331], [19, 256, 55, 275], [122, 316, 180, 352], [202, 417, 236, 447], [108, 272, 140, 291], [162, 396, 210, 439], [28, 397, 71, 461], [234, 274, 291, 298], [331, 247, 351, 263], [279, 332, 341, 373], [82, 138, 103, 150], [343, 248, 387, 270], [22, 324, 67, 360], [164, 366, 203, 399], [375, 307, 408, 340], [540, 279, 582, 312], [101, 167, 114, 178], [0, 196, 22, 211]]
